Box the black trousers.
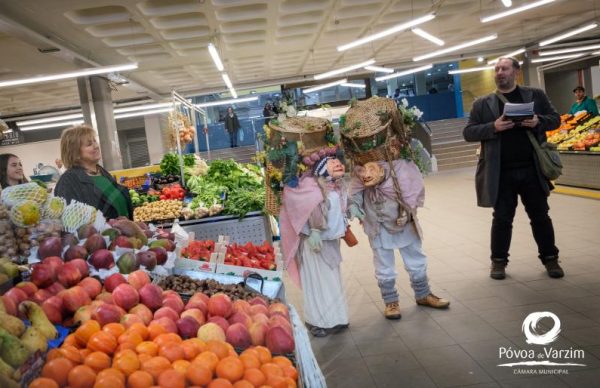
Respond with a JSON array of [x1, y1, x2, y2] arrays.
[[229, 130, 237, 147], [491, 165, 559, 263]]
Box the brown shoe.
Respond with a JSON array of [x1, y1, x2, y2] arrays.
[[384, 302, 402, 320], [416, 293, 450, 309]]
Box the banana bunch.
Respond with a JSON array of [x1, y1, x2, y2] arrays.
[[0, 300, 58, 383]]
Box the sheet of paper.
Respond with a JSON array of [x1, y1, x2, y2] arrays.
[[503, 102, 534, 117]]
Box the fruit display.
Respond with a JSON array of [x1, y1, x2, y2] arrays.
[[181, 240, 216, 261], [129, 190, 159, 208], [0, 182, 48, 208], [548, 115, 600, 151], [157, 275, 275, 301], [0, 207, 18, 258], [225, 242, 277, 271], [133, 199, 183, 222], [159, 184, 185, 201]]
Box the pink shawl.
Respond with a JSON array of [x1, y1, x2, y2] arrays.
[[279, 175, 324, 287]]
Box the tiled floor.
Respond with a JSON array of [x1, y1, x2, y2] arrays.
[[284, 168, 600, 388]]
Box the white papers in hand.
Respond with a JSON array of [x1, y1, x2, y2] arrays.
[[503, 102, 534, 118]]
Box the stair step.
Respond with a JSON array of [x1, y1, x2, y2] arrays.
[[431, 133, 466, 143], [432, 142, 479, 153], [199, 146, 257, 164], [435, 149, 479, 161], [437, 160, 478, 171]]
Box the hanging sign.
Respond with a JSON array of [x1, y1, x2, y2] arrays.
[[0, 131, 24, 146]]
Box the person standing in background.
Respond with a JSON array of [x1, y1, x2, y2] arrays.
[[0, 153, 27, 188], [568, 86, 599, 116], [462, 57, 563, 280], [224, 106, 241, 148], [263, 102, 276, 127]]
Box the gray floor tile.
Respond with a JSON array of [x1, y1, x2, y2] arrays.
[[356, 337, 409, 357], [350, 321, 399, 343], [424, 358, 495, 387], [363, 352, 421, 375], [433, 312, 506, 343], [558, 368, 600, 387], [499, 375, 570, 387], [413, 344, 474, 366], [461, 338, 520, 361], [322, 356, 377, 388], [372, 368, 437, 388]]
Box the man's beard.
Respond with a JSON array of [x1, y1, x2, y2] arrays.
[[495, 77, 513, 89]]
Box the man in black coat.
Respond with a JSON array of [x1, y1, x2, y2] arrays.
[[224, 106, 241, 147], [463, 57, 563, 280]]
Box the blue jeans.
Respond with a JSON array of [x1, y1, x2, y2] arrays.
[[373, 240, 431, 302], [491, 165, 559, 263]]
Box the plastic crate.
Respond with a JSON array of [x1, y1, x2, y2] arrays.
[[176, 212, 271, 245]]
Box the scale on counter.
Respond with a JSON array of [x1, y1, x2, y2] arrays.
[[30, 163, 60, 183]]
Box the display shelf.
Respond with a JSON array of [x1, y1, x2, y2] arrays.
[[555, 151, 600, 190]]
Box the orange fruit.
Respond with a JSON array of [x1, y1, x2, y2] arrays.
[[216, 356, 245, 383], [113, 349, 140, 376], [147, 322, 168, 340], [136, 341, 159, 357], [225, 342, 237, 357], [29, 377, 59, 388], [172, 359, 190, 375], [282, 365, 298, 380], [68, 364, 97, 388], [159, 342, 185, 362], [208, 378, 234, 388], [116, 342, 138, 353], [187, 338, 207, 353], [266, 374, 288, 388], [254, 346, 272, 364], [282, 376, 298, 387], [119, 331, 144, 346], [84, 351, 111, 373], [181, 340, 201, 360], [240, 348, 259, 359], [60, 344, 83, 364], [272, 356, 292, 369], [206, 340, 230, 360], [233, 380, 255, 388], [80, 348, 92, 359], [141, 356, 172, 380], [127, 323, 149, 340], [239, 353, 260, 369], [103, 322, 126, 339], [93, 375, 124, 388], [138, 353, 152, 364], [41, 357, 73, 386], [194, 351, 219, 372], [64, 333, 81, 348], [87, 331, 118, 355], [154, 332, 182, 347], [75, 320, 101, 346], [243, 368, 266, 386], [157, 369, 185, 388], [96, 368, 126, 384], [127, 370, 154, 388], [260, 363, 284, 378], [46, 348, 63, 361], [186, 362, 213, 386]]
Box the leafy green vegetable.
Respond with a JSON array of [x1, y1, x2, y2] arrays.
[[224, 187, 265, 218], [160, 153, 181, 176]]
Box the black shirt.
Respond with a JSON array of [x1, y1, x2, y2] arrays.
[[498, 86, 534, 169]]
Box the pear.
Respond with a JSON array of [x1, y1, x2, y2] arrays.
[[0, 343, 15, 378], [0, 262, 19, 279], [0, 327, 30, 368], [19, 301, 57, 340], [20, 326, 47, 354], [0, 311, 25, 337], [0, 373, 19, 388]]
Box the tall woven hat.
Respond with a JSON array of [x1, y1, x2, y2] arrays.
[[267, 116, 333, 155], [340, 97, 409, 165]]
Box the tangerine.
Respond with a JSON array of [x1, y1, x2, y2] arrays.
[[138, 353, 152, 364], [118, 331, 144, 346], [113, 349, 140, 376], [282, 365, 298, 380], [194, 351, 219, 372], [116, 342, 138, 353], [154, 332, 182, 347], [127, 370, 154, 388], [29, 377, 59, 388], [60, 344, 83, 364], [46, 348, 63, 362], [207, 378, 234, 388], [240, 348, 259, 359], [260, 363, 284, 378], [233, 380, 255, 388], [186, 362, 213, 386], [216, 356, 245, 383], [93, 375, 124, 388], [136, 341, 159, 357], [80, 348, 92, 359], [41, 357, 73, 386], [172, 359, 190, 375], [127, 323, 149, 340], [157, 369, 185, 388], [187, 338, 207, 353], [103, 322, 126, 339], [253, 346, 272, 364], [159, 342, 185, 362], [206, 340, 230, 360], [84, 351, 111, 373], [67, 364, 97, 388], [147, 322, 168, 340], [63, 333, 81, 348], [271, 356, 292, 369], [181, 340, 201, 360], [141, 356, 172, 380], [243, 368, 266, 386], [75, 320, 101, 346], [239, 353, 260, 369], [96, 368, 126, 384], [266, 374, 288, 388], [87, 331, 118, 355]]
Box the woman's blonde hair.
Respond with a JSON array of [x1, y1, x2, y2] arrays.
[[60, 124, 97, 169]]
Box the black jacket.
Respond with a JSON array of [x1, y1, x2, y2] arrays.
[[224, 114, 240, 133], [463, 86, 560, 207], [54, 165, 133, 220]]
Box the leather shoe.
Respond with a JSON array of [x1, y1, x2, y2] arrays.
[[544, 260, 564, 278], [416, 293, 450, 309], [384, 302, 402, 320], [490, 261, 507, 280]]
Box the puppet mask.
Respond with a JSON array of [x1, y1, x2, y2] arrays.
[[356, 162, 385, 187], [326, 158, 345, 179]]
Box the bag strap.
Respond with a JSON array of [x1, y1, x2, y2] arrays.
[[494, 89, 540, 149]]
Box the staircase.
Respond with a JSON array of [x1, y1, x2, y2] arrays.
[[198, 145, 257, 164], [428, 117, 479, 171]]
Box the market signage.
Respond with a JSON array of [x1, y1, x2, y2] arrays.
[[0, 130, 24, 146]]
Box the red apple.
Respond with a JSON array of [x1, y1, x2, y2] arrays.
[[57, 262, 82, 287], [104, 273, 127, 293], [41, 303, 63, 324], [31, 288, 53, 305], [121, 313, 144, 329], [78, 277, 102, 299], [45, 282, 65, 296], [150, 317, 177, 333], [232, 299, 251, 315], [229, 312, 252, 328], [73, 305, 94, 324], [153, 307, 178, 322], [15, 282, 38, 297], [162, 296, 184, 314], [177, 316, 200, 339], [60, 286, 91, 313], [129, 304, 153, 325], [69, 258, 89, 278], [43, 295, 65, 314], [180, 308, 205, 326], [184, 298, 207, 316], [92, 303, 124, 326], [31, 263, 56, 288], [95, 291, 114, 304], [127, 270, 150, 290], [226, 323, 252, 349], [208, 316, 230, 333], [248, 321, 268, 346], [42, 256, 64, 274], [138, 284, 163, 311], [208, 293, 233, 318], [4, 287, 28, 306], [1, 296, 16, 316], [112, 283, 139, 311]]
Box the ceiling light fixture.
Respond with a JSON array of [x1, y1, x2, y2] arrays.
[[228, 87, 238, 99], [413, 34, 497, 61], [501, 0, 512, 7], [539, 23, 599, 46], [481, 0, 554, 23], [530, 53, 585, 63], [113, 102, 174, 114], [411, 28, 445, 46], [337, 14, 436, 52], [0, 63, 138, 88], [195, 96, 259, 108], [222, 73, 233, 89], [477, 57, 485, 62], [449, 65, 495, 74], [17, 113, 84, 126], [19, 120, 84, 131], [114, 108, 174, 120], [342, 82, 366, 89], [487, 47, 527, 64], [303, 79, 347, 93], [314, 59, 375, 80], [364, 65, 395, 73], [208, 43, 224, 71], [539, 44, 600, 56], [375, 64, 433, 81]]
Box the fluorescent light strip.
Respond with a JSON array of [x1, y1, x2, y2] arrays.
[[540, 44, 600, 56], [411, 28, 445, 46], [375, 64, 433, 81], [114, 108, 173, 120], [17, 113, 83, 126], [488, 47, 526, 64], [449, 65, 494, 74], [20, 120, 84, 131], [539, 23, 599, 46], [229, 88, 238, 99], [337, 14, 435, 52], [413, 34, 497, 61], [364, 65, 394, 73], [195, 96, 259, 108], [314, 59, 375, 80], [0, 63, 137, 88], [222, 73, 233, 89], [481, 0, 555, 23], [342, 83, 366, 89], [530, 54, 585, 63], [501, 0, 512, 6], [303, 79, 347, 93], [208, 43, 224, 71], [114, 102, 174, 114]]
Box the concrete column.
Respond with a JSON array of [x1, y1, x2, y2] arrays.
[[415, 72, 427, 96], [144, 115, 166, 164], [77, 75, 123, 170]]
